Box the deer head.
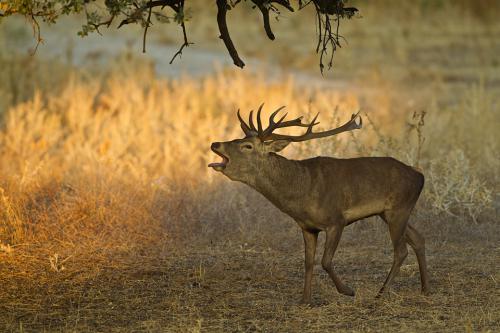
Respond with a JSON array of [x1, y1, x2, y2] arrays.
[[209, 104, 362, 183]]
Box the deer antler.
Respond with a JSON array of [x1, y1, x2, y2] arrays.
[[237, 109, 255, 137], [266, 111, 362, 142], [237, 105, 362, 141]]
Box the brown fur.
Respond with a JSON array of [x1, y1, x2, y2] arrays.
[[210, 134, 429, 304]]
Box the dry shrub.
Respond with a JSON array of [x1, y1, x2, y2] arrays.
[[0, 68, 363, 254], [0, 53, 72, 115], [0, 187, 25, 244], [426, 150, 493, 223], [0, 64, 497, 261]]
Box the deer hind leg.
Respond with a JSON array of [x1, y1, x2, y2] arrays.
[[377, 209, 410, 297], [405, 224, 430, 295], [322, 224, 355, 296]]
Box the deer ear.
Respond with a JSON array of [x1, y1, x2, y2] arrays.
[[265, 140, 291, 152]]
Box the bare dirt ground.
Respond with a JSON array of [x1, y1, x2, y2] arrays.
[[1, 214, 498, 332]]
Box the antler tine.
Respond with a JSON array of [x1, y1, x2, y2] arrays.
[[347, 111, 362, 128], [248, 110, 257, 132], [237, 109, 260, 137], [351, 111, 363, 126], [305, 113, 320, 134], [276, 112, 288, 125], [279, 116, 305, 127], [271, 106, 287, 118], [257, 103, 264, 135], [261, 106, 287, 138], [237, 109, 254, 137], [267, 107, 285, 127]]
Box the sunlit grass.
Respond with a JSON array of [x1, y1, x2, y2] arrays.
[[0, 65, 496, 250]]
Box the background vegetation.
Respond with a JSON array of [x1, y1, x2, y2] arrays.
[[0, 0, 498, 332]]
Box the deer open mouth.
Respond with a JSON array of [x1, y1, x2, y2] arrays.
[[208, 148, 229, 171]]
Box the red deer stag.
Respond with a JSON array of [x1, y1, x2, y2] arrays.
[[209, 105, 429, 304]]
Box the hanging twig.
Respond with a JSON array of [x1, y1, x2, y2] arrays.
[[143, 2, 153, 53], [169, 21, 193, 63]]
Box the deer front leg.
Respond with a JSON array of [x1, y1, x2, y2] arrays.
[[322, 224, 355, 296], [301, 229, 318, 304]]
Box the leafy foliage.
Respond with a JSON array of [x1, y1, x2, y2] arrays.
[[0, 0, 359, 71]]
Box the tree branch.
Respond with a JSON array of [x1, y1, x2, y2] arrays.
[[251, 0, 294, 41], [11, 0, 358, 72], [254, 1, 274, 40], [142, 2, 153, 53], [143, 0, 179, 9], [216, 0, 245, 68], [169, 21, 192, 63]]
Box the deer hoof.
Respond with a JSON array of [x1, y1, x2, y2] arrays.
[[338, 285, 355, 297], [375, 287, 385, 298], [421, 288, 431, 296]]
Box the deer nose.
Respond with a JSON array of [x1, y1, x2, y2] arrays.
[[211, 142, 221, 150]]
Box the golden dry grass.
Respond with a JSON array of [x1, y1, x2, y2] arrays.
[[0, 1, 499, 332], [0, 65, 497, 332]]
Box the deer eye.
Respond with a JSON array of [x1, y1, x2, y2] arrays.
[[241, 144, 253, 150]]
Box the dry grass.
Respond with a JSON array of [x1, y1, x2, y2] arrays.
[[0, 64, 497, 332], [2, 219, 498, 332], [0, 1, 499, 332]]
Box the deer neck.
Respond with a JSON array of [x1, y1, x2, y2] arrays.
[[248, 153, 308, 211]]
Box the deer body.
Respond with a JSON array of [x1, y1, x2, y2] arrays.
[[246, 154, 423, 230], [210, 106, 429, 303]]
